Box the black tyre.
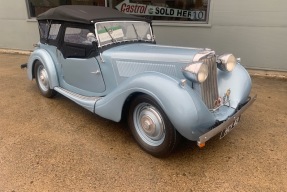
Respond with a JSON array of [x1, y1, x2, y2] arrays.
[[34, 61, 57, 98], [128, 94, 181, 157]]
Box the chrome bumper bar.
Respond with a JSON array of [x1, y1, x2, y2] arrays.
[[197, 94, 257, 147]]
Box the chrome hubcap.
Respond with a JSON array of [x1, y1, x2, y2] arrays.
[[134, 103, 165, 146], [37, 65, 49, 92]]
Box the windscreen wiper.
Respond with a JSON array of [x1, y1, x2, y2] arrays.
[[104, 26, 117, 43], [132, 24, 140, 40]]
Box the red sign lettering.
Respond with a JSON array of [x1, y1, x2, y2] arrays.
[[121, 3, 147, 14]]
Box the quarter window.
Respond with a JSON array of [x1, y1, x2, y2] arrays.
[[39, 22, 49, 39], [48, 24, 61, 40], [38, 22, 61, 43]]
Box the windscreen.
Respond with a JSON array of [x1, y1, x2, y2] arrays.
[[95, 21, 154, 47]]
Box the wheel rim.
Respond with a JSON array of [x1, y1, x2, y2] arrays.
[[133, 103, 165, 146], [37, 65, 49, 92]]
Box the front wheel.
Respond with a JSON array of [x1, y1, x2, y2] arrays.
[[34, 61, 57, 98], [128, 94, 180, 157]]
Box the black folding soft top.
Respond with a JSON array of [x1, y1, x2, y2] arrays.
[[37, 5, 150, 24]]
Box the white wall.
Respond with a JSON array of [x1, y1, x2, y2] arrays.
[[153, 0, 287, 71], [0, 0, 286, 71], [0, 1, 39, 50]]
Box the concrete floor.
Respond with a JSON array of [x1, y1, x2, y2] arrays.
[[0, 53, 286, 191]]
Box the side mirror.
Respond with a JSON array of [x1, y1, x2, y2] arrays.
[[87, 33, 97, 43]]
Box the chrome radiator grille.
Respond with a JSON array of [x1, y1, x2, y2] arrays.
[[200, 55, 219, 109]]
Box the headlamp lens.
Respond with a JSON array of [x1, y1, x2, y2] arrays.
[[217, 54, 236, 72], [197, 64, 208, 82], [182, 62, 208, 83]]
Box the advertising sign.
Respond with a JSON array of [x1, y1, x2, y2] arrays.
[[115, 0, 206, 20]]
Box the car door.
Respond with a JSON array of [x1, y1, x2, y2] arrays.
[[57, 26, 105, 95]]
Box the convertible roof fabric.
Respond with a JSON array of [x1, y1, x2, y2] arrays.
[[37, 5, 149, 24]]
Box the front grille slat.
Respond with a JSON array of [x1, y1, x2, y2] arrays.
[[200, 55, 219, 109]]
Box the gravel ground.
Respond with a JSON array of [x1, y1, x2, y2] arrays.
[[0, 53, 286, 192]]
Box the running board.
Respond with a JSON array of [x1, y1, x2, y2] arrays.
[[54, 87, 102, 112]]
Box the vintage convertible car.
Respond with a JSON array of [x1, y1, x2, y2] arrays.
[[23, 5, 256, 157]]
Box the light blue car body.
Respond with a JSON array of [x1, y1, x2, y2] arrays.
[[27, 42, 252, 142]]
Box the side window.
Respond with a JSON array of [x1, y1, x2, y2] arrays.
[[61, 26, 98, 58], [64, 27, 92, 45], [39, 22, 49, 39], [48, 24, 61, 40]]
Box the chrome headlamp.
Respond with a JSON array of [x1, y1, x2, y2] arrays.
[[182, 62, 208, 83], [217, 54, 236, 72]]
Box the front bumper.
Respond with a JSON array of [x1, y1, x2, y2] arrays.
[[197, 94, 257, 147]]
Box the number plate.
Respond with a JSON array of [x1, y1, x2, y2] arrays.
[[219, 116, 241, 139]]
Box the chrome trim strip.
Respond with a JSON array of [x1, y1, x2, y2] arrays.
[[193, 49, 215, 62], [197, 94, 257, 147]]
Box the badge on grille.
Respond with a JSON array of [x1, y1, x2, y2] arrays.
[[223, 89, 231, 106]]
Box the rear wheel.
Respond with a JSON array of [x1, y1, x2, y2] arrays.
[[34, 61, 57, 98], [128, 94, 180, 157]]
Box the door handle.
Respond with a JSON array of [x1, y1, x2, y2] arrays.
[[91, 70, 101, 75]]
